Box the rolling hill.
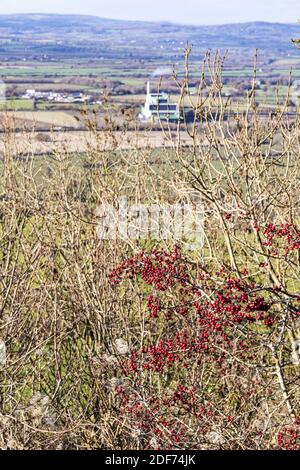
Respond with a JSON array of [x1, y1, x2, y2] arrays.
[[0, 14, 299, 60]]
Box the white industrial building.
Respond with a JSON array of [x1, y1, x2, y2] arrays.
[[140, 82, 180, 122]]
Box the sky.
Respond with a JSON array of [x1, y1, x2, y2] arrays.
[[0, 0, 299, 25]]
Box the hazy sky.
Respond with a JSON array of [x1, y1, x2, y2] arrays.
[[0, 0, 299, 25]]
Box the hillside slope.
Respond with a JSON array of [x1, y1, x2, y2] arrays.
[[0, 14, 299, 59]]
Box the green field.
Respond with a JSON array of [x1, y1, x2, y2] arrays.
[[0, 99, 34, 110], [0, 65, 116, 77]]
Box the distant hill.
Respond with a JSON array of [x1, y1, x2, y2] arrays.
[[0, 14, 299, 60]]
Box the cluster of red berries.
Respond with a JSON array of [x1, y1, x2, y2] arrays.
[[262, 223, 300, 256], [115, 386, 155, 435], [110, 246, 280, 375], [109, 245, 189, 290], [139, 330, 191, 373], [277, 418, 300, 450], [151, 285, 271, 371], [195, 276, 274, 346], [115, 384, 234, 448], [110, 243, 298, 448], [147, 294, 162, 318], [115, 385, 191, 447]]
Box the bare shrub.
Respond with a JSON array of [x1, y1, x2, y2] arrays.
[[0, 49, 299, 450]]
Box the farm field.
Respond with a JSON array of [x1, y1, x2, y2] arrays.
[[0, 50, 298, 139], [0, 110, 80, 128], [0, 99, 34, 110], [0, 129, 194, 157]]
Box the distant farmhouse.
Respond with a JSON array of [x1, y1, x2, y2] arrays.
[[22, 89, 94, 104], [140, 82, 180, 122]]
